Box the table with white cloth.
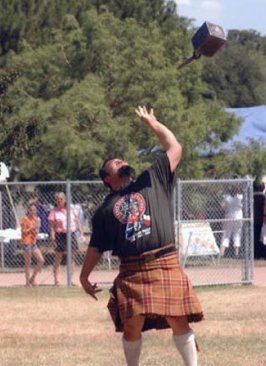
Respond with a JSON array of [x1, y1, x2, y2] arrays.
[[0, 228, 48, 268]]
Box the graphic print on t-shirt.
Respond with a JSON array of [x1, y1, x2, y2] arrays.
[[113, 193, 151, 242]]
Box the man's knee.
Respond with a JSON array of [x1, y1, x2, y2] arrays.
[[166, 315, 190, 335], [123, 315, 145, 341]]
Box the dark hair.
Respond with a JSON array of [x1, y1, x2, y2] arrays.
[[253, 181, 265, 193], [99, 158, 113, 182], [99, 156, 121, 189]]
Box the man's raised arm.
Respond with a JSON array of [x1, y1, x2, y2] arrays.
[[135, 106, 182, 172]]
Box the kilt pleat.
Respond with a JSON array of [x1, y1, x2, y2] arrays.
[[107, 245, 204, 332]]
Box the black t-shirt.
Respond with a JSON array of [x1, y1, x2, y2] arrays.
[[89, 153, 178, 257], [253, 192, 265, 227]]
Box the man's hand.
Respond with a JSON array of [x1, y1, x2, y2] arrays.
[[135, 105, 157, 126], [135, 104, 182, 172], [79, 247, 103, 300], [80, 277, 102, 301]]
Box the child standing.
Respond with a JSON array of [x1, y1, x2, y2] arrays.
[[20, 203, 44, 287]]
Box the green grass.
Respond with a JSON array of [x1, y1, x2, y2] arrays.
[[1, 286, 266, 365]]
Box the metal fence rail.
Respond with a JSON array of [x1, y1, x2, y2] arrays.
[[0, 178, 253, 287]]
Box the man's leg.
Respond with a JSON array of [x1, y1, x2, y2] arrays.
[[220, 220, 234, 257], [254, 225, 262, 259], [122, 315, 145, 366], [233, 223, 242, 257], [166, 316, 197, 366]]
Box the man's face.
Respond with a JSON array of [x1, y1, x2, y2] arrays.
[[103, 158, 134, 189], [104, 158, 128, 177]]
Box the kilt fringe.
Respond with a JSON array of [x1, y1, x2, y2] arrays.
[[107, 245, 204, 332]]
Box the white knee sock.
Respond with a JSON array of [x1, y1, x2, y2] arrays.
[[122, 335, 142, 366], [173, 330, 198, 366]]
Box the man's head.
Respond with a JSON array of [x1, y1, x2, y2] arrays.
[[253, 181, 265, 193], [99, 157, 135, 191]]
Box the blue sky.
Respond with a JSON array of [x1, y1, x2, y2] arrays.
[[175, 0, 266, 36]]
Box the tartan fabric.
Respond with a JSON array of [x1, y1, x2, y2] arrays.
[[107, 244, 204, 332]]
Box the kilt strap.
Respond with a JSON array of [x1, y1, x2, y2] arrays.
[[121, 244, 177, 264]]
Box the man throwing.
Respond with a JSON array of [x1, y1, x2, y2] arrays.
[[80, 106, 203, 366]]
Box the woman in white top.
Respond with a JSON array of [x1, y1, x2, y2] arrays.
[[48, 192, 84, 286]]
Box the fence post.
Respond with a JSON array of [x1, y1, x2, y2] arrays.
[[0, 191, 2, 229], [242, 178, 254, 284], [66, 180, 72, 288], [249, 179, 254, 283]]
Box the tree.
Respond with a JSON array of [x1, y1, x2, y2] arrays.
[[0, 4, 241, 180], [0, 0, 95, 57], [208, 140, 266, 180]]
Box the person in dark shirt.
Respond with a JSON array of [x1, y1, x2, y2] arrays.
[[253, 181, 266, 259], [80, 106, 203, 366]]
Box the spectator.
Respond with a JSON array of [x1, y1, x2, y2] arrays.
[[29, 196, 50, 234], [20, 203, 44, 287], [220, 185, 243, 257], [48, 192, 84, 286], [253, 181, 266, 259], [73, 201, 85, 245]]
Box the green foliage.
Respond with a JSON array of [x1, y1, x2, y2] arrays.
[[209, 141, 266, 179], [0, 0, 94, 57], [202, 30, 266, 107]]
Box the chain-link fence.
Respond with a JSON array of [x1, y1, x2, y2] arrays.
[[176, 178, 253, 286], [0, 178, 253, 287]]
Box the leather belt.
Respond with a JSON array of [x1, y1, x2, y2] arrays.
[[143, 245, 177, 262], [121, 245, 177, 264]]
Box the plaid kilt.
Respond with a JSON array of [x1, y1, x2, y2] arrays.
[[107, 244, 204, 332]]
